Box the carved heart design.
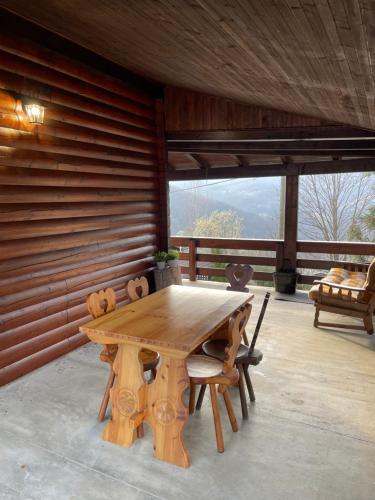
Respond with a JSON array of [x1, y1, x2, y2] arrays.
[[100, 297, 109, 313], [225, 263, 254, 292], [86, 288, 116, 318]]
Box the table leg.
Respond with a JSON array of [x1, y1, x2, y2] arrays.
[[103, 343, 146, 447], [147, 356, 190, 468]]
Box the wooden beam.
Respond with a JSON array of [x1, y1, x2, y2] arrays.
[[168, 157, 375, 180], [168, 139, 375, 154], [170, 150, 375, 157], [236, 155, 250, 167], [167, 127, 375, 142], [190, 154, 210, 169]]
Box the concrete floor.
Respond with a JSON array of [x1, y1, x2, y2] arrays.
[[1, 284, 375, 500]]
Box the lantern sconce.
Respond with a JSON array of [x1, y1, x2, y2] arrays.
[[23, 102, 45, 124]]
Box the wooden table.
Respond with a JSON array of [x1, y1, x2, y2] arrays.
[[80, 285, 253, 467]]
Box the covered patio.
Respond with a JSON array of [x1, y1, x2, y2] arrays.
[[0, 2, 374, 499], [1, 284, 375, 499]]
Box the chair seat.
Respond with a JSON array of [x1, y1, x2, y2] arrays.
[[140, 349, 159, 369], [187, 355, 223, 379], [99, 344, 118, 364], [202, 339, 263, 366]]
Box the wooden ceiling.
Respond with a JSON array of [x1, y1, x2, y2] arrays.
[[1, 1, 374, 130]]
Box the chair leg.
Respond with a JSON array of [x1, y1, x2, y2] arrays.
[[209, 384, 224, 453], [243, 364, 256, 402], [314, 306, 320, 327], [196, 384, 207, 410], [237, 364, 248, 420], [222, 387, 238, 432], [189, 384, 196, 415], [98, 369, 115, 422], [364, 315, 374, 335], [137, 424, 145, 438]]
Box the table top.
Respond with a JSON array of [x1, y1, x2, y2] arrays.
[[80, 285, 253, 358]]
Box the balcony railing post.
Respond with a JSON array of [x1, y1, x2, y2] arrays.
[[188, 238, 197, 281]]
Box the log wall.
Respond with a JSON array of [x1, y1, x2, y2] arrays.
[[0, 33, 164, 385], [165, 86, 334, 132]]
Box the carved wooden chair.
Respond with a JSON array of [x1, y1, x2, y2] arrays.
[[196, 292, 270, 419], [126, 277, 159, 381], [86, 281, 158, 422], [86, 288, 118, 422], [187, 303, 252, 453], [310, 258, 375, 335], [127, 276, 149, 301]]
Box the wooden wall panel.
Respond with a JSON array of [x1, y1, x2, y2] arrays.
[[165, 86, 334, 132], [0, 35, 162, 385]]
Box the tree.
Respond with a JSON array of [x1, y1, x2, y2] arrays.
[[299, 173, 374, 241], [362, 206, 375, 235], [192, 209, 243, 238], [299, 172, 374, 260], [192, 209, 244, 282]]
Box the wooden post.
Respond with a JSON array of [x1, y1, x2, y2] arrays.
[[155, 99, 170, 252], [188, 239, 197, 281], [275, 242, 284, 273], [282, 175, 299, 271]]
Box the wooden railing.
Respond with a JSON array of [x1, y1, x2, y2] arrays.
[[296, 240, 374, 284], [169, 236, 374, 285]]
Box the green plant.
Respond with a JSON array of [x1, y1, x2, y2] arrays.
[[154, 250, 168, 262], [166, 249, 179, 261]]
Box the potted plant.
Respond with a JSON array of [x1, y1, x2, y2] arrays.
[[166, 249, 179, 268], [272, 259, 299, 294], [154, 250, 167, 270]]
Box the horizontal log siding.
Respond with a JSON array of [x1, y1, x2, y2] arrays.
[[0, 38, 161, 385]]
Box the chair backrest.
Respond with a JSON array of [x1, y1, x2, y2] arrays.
[[248, 292, 270, 353], [127, 276, 149, 302], [361, 258, 375, 303], [224, 303, 252, 373], [86, 288, 116, 318], [364, 258, 375, 292]]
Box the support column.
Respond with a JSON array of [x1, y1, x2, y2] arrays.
[[155, 99, 170, 252], [282, 174, 299, 271]]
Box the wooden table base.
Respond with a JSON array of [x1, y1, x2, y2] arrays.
[[103, 344, 146, 447], [103, 344, 190, 467], [147, 356, 190, 467]]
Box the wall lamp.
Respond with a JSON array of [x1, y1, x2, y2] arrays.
[[23, 101, 45, 124]]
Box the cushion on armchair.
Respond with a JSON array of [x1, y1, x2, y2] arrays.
[[309, 267, 367, 301]]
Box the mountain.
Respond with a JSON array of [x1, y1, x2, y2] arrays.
[[169, 177, 282, 238]]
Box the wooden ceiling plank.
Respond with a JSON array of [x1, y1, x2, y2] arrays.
[[281, 0, 348, 123], [315, 0, 369, 127], [1, 1, 374, 129]]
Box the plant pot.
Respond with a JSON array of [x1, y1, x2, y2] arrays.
[[156, 261, 166, 270], [167, 260, 178, 268], [273, 271, 299, 294]]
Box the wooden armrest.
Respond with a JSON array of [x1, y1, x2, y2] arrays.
[[313, 280, 365, 293]]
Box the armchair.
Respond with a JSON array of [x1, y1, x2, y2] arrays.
[[309, 258, 375, 335]]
